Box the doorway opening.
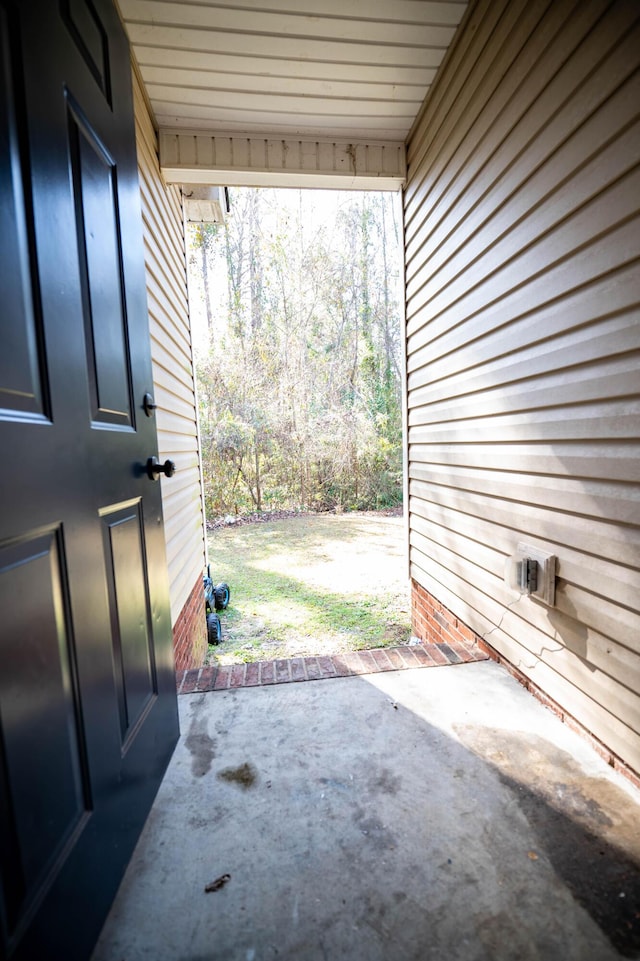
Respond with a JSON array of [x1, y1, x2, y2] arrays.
[[185, 187, 409, 666]]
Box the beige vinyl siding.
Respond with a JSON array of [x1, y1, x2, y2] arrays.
[[133, 67, 206, 626], [404, 0, 640, 771]]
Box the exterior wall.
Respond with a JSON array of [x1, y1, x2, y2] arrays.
[[133, 66, 207, 669], [404, 0, 640, 772]]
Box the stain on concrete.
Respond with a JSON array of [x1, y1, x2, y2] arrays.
[[318, 776, 351, 793], [184, 714, 216, 777], [361, 891, 390, 941], [456, 726, 640, 956], [217, 761, 258, 790], [188, 813, 225, 831], [368, 767, 402, 795], [352, 805, 397, 849], [476, 908, 556, 961], [550, 780, 614, 828]]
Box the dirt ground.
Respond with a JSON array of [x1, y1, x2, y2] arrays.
[[206, 510, 411, 665]]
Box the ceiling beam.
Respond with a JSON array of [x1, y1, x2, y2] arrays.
[[159, 130, 406, 191]]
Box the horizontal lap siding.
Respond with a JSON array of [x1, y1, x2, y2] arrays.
[[133, 67, 206, 627], [404, 0, 640, 771]]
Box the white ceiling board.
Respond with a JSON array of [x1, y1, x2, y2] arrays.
[[133, 46, 439, 86], [123, 0, 459, 45], [125, 23, 449, 69], [140, 65, 433, 102], [118, 0, 469, 144], [147, 84, 420, 117]]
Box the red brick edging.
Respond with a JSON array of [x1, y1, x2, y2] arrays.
[[175, 639, 488, 694]]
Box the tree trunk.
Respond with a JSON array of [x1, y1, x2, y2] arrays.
[[254, 441, 262, 512], [380, 195, 393, 408], [200, 236, 214, 332], [249, 191, 262, 336]]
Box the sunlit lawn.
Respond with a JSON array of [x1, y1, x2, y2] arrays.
[[206, 512, 410, 665]]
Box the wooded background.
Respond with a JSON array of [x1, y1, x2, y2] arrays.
[[188, 188, 404, 518]]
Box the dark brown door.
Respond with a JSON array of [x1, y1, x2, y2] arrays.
[[0, 1, 179, 958]]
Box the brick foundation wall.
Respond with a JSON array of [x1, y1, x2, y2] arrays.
[[172, 574, 207, 672], [411, 579, 640, 791], [411, 579, 478, 648]]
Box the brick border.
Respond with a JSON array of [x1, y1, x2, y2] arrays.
[[411, 579, 640, 793], [176, 639, 488, 694], [172, 574, 207, 672]]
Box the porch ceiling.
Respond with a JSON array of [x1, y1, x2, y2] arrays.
[[117, 1, 468, 170]]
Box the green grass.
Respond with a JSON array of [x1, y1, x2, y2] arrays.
[[206, 513, 410, 665]]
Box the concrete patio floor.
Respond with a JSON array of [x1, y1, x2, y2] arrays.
[[92, 660, 640, 961]]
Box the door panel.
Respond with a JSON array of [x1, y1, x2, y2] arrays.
[[0, 1, 179, 958], [61, 0, 112, 105], [0, 4, 46, 420], [70, 108, 134, 429], [0, 531, 90, 930], [102, 502, 156, 746]]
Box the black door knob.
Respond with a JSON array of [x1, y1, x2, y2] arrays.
[[143, 392, 157, 417], [146, 456, 176, 480]]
